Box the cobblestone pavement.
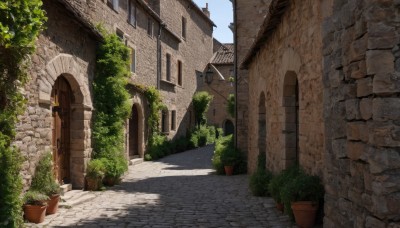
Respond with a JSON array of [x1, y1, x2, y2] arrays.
[[28, 145, 292, 227]]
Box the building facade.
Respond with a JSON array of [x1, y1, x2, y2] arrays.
[[239, 0, 400, 227], [199, 42, 235, 135], [17, 0, 214, 189]]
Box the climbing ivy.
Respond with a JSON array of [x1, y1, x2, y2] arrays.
[[0, 0, 46, 227], [192, 91, 213, 128], [227, 94, 235, 118], [92, 32, 131, 179]]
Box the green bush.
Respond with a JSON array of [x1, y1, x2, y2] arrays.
[[100, 157, 127, 180], [193, 91, 213, 127], [268, 165, 300, 204], [146, 134, 169, 160], [23, 191, 49, 206], [30, 152, 60, 196], [189, 125, 216, 148], [86, 159, 106, 179], [249, 169, 273, 197], [212, 135, 246, 175]]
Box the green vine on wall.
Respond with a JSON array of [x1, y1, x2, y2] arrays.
[[92, 32, 131, 179], [193, 91, 213, 128], [0, 0, 46, 227]]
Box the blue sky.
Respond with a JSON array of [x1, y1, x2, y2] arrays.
[[193, 0, 233, 43]]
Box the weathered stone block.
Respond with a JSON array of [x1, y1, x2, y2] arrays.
[[368, 22, 398, 49], [347, 122, 368, 142], [368, 121, 400, 147], [345, 99, 361, 120], [357, 77, 373, 97], [347, 141, 367, 161], [365, 216, 385, 228], [360, 98, 373, 120], [373, 72, 400, 95], [368, 147, 400, 174], [373, 98, 400, 121], [366, 50, 394, 75]]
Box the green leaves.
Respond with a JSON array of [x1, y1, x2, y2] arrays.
[[193, 91, 213, 127]]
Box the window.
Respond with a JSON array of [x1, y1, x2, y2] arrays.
[[171, 110, 176, 131], [147, 18, 153, 37], [166, 54, 171, 81], [130, 48, 136, 73], [177, 60, 182, 86], [107, 0, 119, 12], [182, 17, 187, 39], [128, 0, 136, 26], [161, 110, 169, 133], [116, 29, 124, 41]]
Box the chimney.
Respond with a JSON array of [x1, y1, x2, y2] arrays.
[[202, 3, 210, 18]]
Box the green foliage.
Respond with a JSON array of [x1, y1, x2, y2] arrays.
[[143, 86, 165, 137], [189, 125, 216, 148], [227, 94, 235, 118], [86, 159, 106, 179], [268, 166, 300, 204], [249, 169, 273, 197], [249, 152, 271, 197], [145, 134, 169, 161], [212, 135, 247, 175], [30, 152, 60, 196], [92, 32, 130, 180], [192, 91, 213, 127], [0, 1, 46, 226], [23, 191, 49, 206]]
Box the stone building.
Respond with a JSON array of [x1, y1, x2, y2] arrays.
[[239, 0, 400, 227], [16, 0, 214, 189], [233, 0, 271, 153], [198, 42, 235, 135]]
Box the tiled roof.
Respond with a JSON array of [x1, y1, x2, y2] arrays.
[[211, 43, 234, 64]]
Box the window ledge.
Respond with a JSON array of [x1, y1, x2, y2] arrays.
[[160, 79, 176, 87]]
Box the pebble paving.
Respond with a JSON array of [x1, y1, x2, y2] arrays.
[[28, 145, 292, 227]]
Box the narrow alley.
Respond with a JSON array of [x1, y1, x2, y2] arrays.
[[33, 146, 292, 227]]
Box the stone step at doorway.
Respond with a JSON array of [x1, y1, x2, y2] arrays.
[[129, 157, 143, 166], [59, 190, 98, 209], [60, 183, 72, 196]]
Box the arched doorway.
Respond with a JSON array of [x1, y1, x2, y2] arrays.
[[51, 76, 72, 184], [258, 92, 267, 170], [129, 105, 139, 158], [223, 119, 234, 136], [283, 71, 299, 167]]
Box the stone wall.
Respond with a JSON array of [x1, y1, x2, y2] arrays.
[[16, 0, 97, 189], [246, 0, 325, 175], [235, 0, 271, 156], [322, 0, 400, 226]]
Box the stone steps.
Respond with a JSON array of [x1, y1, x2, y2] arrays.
[[59, 190, 97, 208], [129, 157, 144, 166], [60, 184, 72, 195]]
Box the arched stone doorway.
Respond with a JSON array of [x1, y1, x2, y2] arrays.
[[283, 71, 299, 168], [129, 105, 139, 158], [258, 92, 267, 170], [51, 76, 72, 184], [223, 119, 234, 136]]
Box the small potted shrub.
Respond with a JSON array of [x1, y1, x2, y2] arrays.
[[220, 147, 237, 176], [30, 152, 61, 215], [101, 157, 127, 187], [268, 166, 301, 212], [86, 159, 105, 191], [249, 169, 272, 196], [23, 191, 49, 224], [281, 171, 324, 228]]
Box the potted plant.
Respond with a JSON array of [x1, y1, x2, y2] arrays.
[[86, 159, 105, 191], [268, 166, 301, 212], [23, 191, 49, 224], [43, 182, 61, 215], [30, 152, 61, 215], [280, 170, 324, 228], [220, 148, 237, 176]]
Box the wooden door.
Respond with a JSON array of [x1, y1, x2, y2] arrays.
[[52, 76, 71, 184], [129, 105, 139, 157]]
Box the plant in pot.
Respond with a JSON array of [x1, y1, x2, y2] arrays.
[[86, 159, 105, 191], [268, 165, 301, 212], [220, 147, 237, 176], [30, 152, 61, 215], [23, 191, 49, 224], [280, 170, 324, 228], [101, 157, 127, 186]]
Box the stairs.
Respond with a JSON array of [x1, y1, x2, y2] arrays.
[[129, 157, 143, 166]]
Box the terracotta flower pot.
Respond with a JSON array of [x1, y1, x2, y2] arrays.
[[24, 204, 47, 224], [224, 165, 233, 176], [291, 201, 318, 228], [86, 177, 101, 191], [46, 194, 60, 215]]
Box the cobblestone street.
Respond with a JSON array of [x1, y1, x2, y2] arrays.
[[30, 146, 292, 227]]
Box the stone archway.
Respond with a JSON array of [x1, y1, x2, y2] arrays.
[[282, 71, 299, 168], [223, 119, 234, 136], [39, 54, 92, 188], [258, 92, 267, 170], [129, 104, 139, 158], [126, 99, 145, 160]]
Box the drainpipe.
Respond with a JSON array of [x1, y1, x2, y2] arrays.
[[157, 23, 164, 90], [233, 0, 238, 149]]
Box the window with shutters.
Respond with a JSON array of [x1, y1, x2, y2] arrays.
[[166, 54, 171, 81], [107, 0, 119, 12], [128, 0, 136, 26], [171, 110, 176, 131], [177, 60, 182, 86]]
